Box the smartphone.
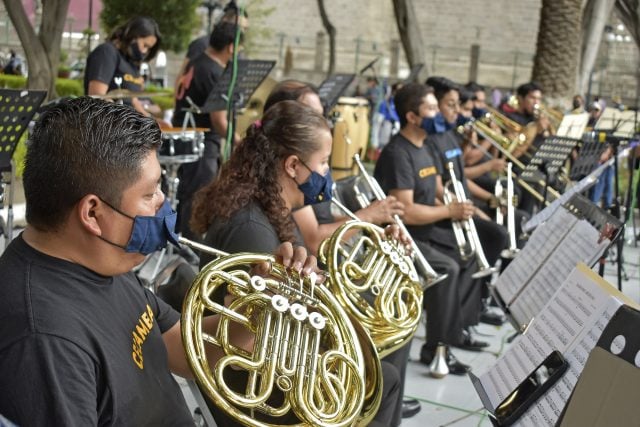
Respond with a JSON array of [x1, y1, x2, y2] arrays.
[[491, 350, 569, 426]]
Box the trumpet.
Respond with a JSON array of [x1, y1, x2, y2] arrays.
[[443, 162, 496, 279], [351, 153, 448, 288], [495, 162, 519, 259], [178, 237, 383, 426]]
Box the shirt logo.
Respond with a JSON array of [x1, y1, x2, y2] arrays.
[[132, 304, 155, 369], [123, 73, 145, 87], [419, 166, 437, 178], [445, 148, 462, 159]]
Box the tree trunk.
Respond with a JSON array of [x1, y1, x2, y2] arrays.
[[532, 0, 583, 106], [316, 0, 336, 76], [392, 0, 426, 71], [578, 0, 616, 95], [4, 0, 70, 99]]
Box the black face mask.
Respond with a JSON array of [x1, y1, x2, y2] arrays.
[[129, 41, 145, 62]]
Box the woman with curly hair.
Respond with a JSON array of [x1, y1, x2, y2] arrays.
[[191, 100, 333, 266]]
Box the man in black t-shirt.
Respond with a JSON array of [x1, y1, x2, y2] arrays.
[[173, 22, 243, 239], [0, 97, 319, 426], [374, 83, 486, 376]]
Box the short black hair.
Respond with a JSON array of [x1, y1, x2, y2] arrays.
[[465, 81, 485, 94], [459, 88, 475, 104], [24, 97, 161, 231], [516, 81, 542, 98], [209, 22, 242, 51], [263, 80, 321, 113], [394, 83, 434, 128], [425, 76, 459, 101], [109, 16, 162, 62]]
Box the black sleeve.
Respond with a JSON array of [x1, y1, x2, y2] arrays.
[[375, 147, 415, 192], [84, 43, 118, 92], [201, 220, 281, 267], [0, 335, 98, 426], [143, 287, 181, 333]]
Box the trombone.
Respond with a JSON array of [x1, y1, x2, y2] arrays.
[[443, 162, 497, 279], [461, 119, 562, 204], [349, 153, 448, 288]]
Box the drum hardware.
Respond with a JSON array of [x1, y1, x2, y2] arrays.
[[178, 237, 383, 426], [443, 162, 497, 279], [352, 154, 448, 288]]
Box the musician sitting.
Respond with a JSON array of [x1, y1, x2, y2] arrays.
[[172, 22, 243, 240], [0, 97, 321, 425], [190, 101, 402, 427]]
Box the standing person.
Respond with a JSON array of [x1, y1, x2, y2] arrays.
[[0, 96, 321, 425], [375, 83, 485, 377], [173, 1, 249, 94], [190, 100, 402, 427], [173, 22, 242, 239], [84, 16, 163, 119]]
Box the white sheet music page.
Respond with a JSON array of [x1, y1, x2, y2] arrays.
[[509, 219, 610, 327], [495, 207, 576, 305], [476, 264, 623, 426]]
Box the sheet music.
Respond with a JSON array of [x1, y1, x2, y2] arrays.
[[476, 264, 623, 426], [495, 207, 576, 305], [509, 219, 610, 326]]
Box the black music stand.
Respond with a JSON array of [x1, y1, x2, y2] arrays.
[[317, 73, 356, 113], [569, 133, 609, 181], [0, 89, 47, 248], [520, 136, 580, 202], [201, 59, 275, 158]]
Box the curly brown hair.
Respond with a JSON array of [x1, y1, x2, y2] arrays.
[[190, 100, 330, 242]]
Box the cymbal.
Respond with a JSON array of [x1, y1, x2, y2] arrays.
[[91, 89, 159, 99]]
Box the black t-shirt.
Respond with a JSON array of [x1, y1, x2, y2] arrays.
[[201, 200, 304, 268], [0, 234, 193, 426], [173, 52, 225, 141], [186, 36, 209, 61], [84, 42, 144, 94], [427, 130, 470, 196], [373, 133, 439, 241]]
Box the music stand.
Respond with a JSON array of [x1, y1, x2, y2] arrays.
[[520, 136, 580, 202], [556, 112, 589, 139], [201, 59, 275, 160], [201, 59, 276, 113], [570, 133, 608, 181], [317, 73, 356, 112], [0, 89, 47, 248]]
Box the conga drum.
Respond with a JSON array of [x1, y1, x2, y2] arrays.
[[330, 97, 370, 180]]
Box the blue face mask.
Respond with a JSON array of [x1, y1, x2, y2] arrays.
[[99, 198, 180, 255], [129, 41, 146, 62], [456, 114, 472, 127], [421, 116, 437, 134], [297, 162, 333, 205], [472, 107, 488, 119]]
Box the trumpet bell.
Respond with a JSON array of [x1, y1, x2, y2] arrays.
[[181, 252, 382, 426], [429, 343, 449, 379]]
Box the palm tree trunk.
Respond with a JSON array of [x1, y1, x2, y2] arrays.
[[532, 0, 583, 105]]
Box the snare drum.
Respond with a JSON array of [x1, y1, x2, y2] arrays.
[[159, 128, 206, 165], [330, 97, 370, 180]]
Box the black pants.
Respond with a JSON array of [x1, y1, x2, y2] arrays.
[[381, 342, 412, 427], [427, 232, 484, 330], [415, 240, 463, 348]]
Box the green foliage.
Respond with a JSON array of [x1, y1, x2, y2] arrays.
[[13, 132, 27, 178], [0, 75, 27, 89], [243, 0, 276, 56], [150, 95, 174, 111], [55, 79, 83, 97], [100, 0, 200, 53]]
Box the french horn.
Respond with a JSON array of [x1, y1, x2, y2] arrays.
[[317, 221, 423, 358], [179, 238, 382, 426]]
